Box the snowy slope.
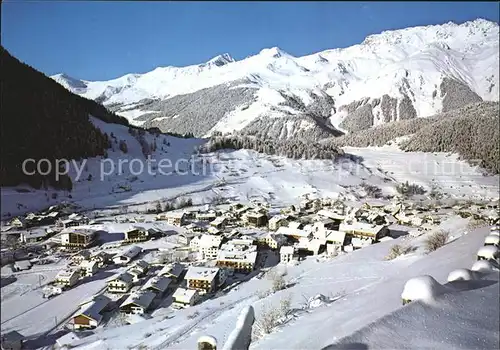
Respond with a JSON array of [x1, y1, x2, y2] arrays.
[[61, 223, 496, 350], [51, 19, 499, 138]]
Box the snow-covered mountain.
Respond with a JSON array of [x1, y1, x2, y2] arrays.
[[52, 19, 499, 139]]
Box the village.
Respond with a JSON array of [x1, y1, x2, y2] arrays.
[[1, 193, 499, 349]]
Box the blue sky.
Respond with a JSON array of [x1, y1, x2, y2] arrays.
[[2, 1, 498, 81]]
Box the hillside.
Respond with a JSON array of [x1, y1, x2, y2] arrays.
[[52, 19, 499, 140], [0, 46, 131, 189], [325, 101, 500, 174]]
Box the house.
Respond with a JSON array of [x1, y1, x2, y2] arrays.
[[158, 263, 185, 282], [119, 290, 156, 315], [57, 215, 89, 229], [196, 212, 218, 221], [8, 217, 25, 229], [71, 250, 92, 264], [295, 237, 325, 255], [259, 233, 287, 250], [60, 229, 97, 249], [141, 276, 171, 296], [1, 330, 25, 350], [280, 246, 295, 263], [325, 230, 347, 247], [185, 266, 220, 294], [13, 260, 32, 271], [215, 242, 258, 273], [131, 260, 150, 275], [177, 231, 196, 245], [189, 235, 201, 251], [164, 212, 186, 227], [54, 269, 80, 288], [172, 287, 199, 308], [198, 234, 223, 260], [210, 216, 228, 229], [107, 272, 134, 293], [339, 222, 389, 241], [19, 230, 47, 244], [72, 294, 112, 330], [207, 226, 222, 235], [185, 222, 204, 233], [124, 228, 149, 243], [268, 215, 290, 231], [229, 203, 245, 212], [127, 268, 144, 283], [113, 245, 142, 265], [90, 251, 111, 267], [244, 211, 268, 228], [79, 260, 99, 277], [326, 243, 340, 256]]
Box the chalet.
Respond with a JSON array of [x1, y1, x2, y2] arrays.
[[107, 272, 134, 293], [119, 290, 156, 315], [141, 276, 171, 296], [172, 287, 199, 308], [215, 242, 258, 273], [124, 228, 149, 243], [268, 215, 290, 231], [189, 235, 201, 251], [1, 330, 25, 350], [60, 229, 97, 249], [280, 246, 295, 263], [54, 269, 80, 288], [72, 294, 112, 330], [90, 251, 111, 267], [185, 222, 204, 233], [71, 250, 92, 264], [57, 215, 89, 229], [210, 216, 228, 229], [234, 205, 251, 218], [131, 260, 150, 275], [165, 212, 186, 227], [79, 260, 99, 277], [177, 231, 196, 245], [276, 225, 310, 240], [113, 245, 142, 265], [244, 212, 268, 228], [19, 230, 47, 244], [185, 266, 220, 294], [198, 234, 223, 260], [339, 222, 389, 241], [158, 263, 185, 282], [259, 233, 287, 250], [325, 230, 347, 247], [295, 237, 325, 255]]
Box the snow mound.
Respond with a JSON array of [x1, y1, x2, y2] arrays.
[[447, 268, 475, 282], [471, 260, 497, 272], [401, 275, 446, 303], [476, 245, 499, 261], [484, 234, 500, 246]]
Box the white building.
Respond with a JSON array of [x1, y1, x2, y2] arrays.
[[260, 233, 287, 249], [119, 290, 156, 315], [172, 287, 199, 308], [280, 246, 295, 264], [198, 234, 223, 260], [54, 269, 80, 288], [79, 260, 99, 277], [185, 266, 220, 294], [72, 294, 111, 330], [268, 215, 290, 231], [107, 272, 134, 293], [216, 242, 258, 273], [19, 230, 47, 244]]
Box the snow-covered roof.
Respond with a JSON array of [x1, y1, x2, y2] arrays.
[[172, 287, 198, 303], [217, 243, 258, 264], [276, 226, 309, 238], [132, 259, 149, 270], [199, 234, 222, 248], [184, 266, 219, 282], [14, 260, 32, 270], [56, 269, 78, 280], [158, 263, 184, 278], [80, 260, 98, 269], [269, 215, 289, 223], [339, 222, 387, 235], [165, 211, 186, 219], [78, 294, 111, 323], [111, 272, 134, 284], [211, 216, 227, 225], [316, 209, 345, 220], [56, 332, 83, 347], [325, 230, 347, 244], [141, 276, 171, 293], [120, 290, 156, 309], [280, 246, 294, 254], [22, 230, 47, 239], [118, 245, 142, 259]]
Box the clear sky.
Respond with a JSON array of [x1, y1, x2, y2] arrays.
[[2, 1, 498, 81]]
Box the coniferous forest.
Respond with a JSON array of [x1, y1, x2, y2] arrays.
[[0, 46, 130, 189]]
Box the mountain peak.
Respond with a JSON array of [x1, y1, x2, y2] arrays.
[[51, 73, 87, 90], [259, 47, 290, 58], [204, 53, 235, 67]]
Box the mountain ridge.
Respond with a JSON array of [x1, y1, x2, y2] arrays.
[[51, 18, 499, 140]]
